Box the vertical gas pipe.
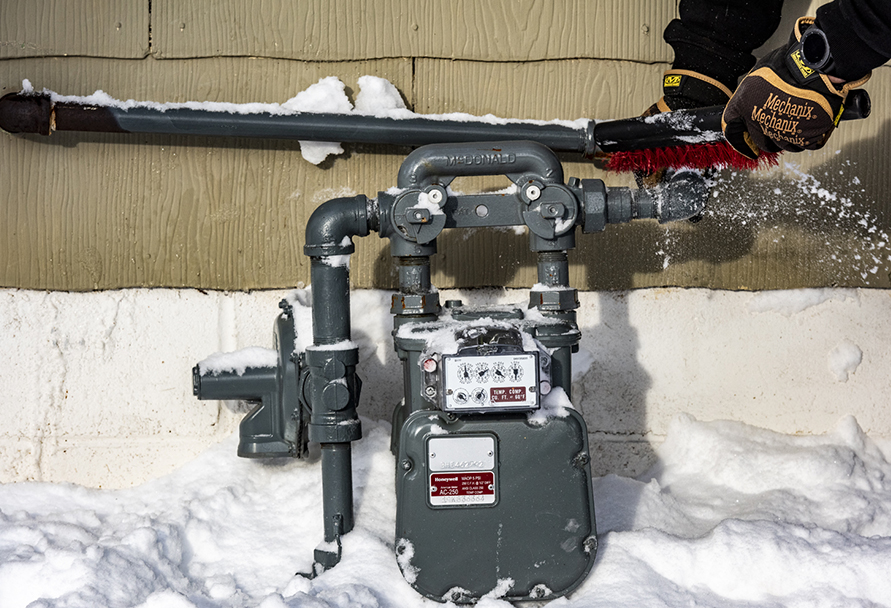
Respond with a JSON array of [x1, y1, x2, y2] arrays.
[[303, 195, 376, 570], [529, 235, 580, 396]]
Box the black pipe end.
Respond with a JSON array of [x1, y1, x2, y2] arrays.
[[0, 93, 53, 135]]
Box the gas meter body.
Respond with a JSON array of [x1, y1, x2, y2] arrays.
[[392, 310, 596, 602]]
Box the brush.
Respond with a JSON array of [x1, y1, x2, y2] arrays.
[[601, 90, 871, 173]]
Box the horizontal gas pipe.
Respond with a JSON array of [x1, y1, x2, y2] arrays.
[[0, 91, 836, 156], [0, 90, 870, 156]]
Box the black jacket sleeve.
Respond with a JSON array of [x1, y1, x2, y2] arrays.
[[816, 0, 891, 80], [665, 0, 890, 88], [664, 0, 786, 90]]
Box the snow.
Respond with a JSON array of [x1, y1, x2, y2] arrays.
[[27, 76, 588, 166], [692, 160, 888, 281], [526, 386, 572, 426], [198, 346, 278, 376], [412, 191, 445, 216], [3, 411, 891, 606], [319, 255, 351, 269], [3, 287, 891, 606], [278, 77, 351, 165], [827, 340, 863, 382], [748, 287, 853, 317]]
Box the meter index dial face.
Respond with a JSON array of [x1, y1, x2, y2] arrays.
[[442, 353, 539, 412], [508, 361, 524, 382], [471, 387, 487, 404]]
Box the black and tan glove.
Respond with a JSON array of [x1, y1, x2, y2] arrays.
[[645, 69, 734, 116], [722, 17, 870, 160], [631, 70, 734, 185]]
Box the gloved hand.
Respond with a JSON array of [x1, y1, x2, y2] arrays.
[[644, 69, 733, 115], [631, 70, 734, 184], [722, 17, 870, 160]]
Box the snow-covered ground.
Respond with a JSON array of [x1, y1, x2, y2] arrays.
[[2, 409, 891, 607]]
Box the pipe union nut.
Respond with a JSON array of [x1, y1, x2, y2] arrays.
[[529, 288, 580, 311]]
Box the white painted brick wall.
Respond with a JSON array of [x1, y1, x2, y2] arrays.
[[2, 287, 889, 487]]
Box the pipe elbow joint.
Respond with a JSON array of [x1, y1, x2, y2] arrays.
[[304, 195, 373, 257]]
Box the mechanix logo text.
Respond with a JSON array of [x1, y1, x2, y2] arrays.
[[749, 91, 822, 147]]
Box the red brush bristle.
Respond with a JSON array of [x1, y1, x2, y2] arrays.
[[605, 141, 780, 173]]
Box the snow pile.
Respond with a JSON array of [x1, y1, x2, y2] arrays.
[[827, 340, 863, 382], [2, 412, 891, 607], [278, 77, 352, 165], [590, 415, 891, 607]]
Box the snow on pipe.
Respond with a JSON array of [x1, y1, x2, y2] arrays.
[[10, 89, 864, 155], [0, 91, 593, 153]]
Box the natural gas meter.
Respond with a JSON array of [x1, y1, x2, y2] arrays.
[[389, 303, 595, 602]]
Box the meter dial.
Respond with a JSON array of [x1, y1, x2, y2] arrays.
[[471, 387, 488, 404], [474, 362, 490, 382], [453, 389, 469, 405], [491, 362, 507, 383], [508, 361, 524, 382], [457, 363, 473, 383]]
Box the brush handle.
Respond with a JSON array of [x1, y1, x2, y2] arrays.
[[594, 89, 870, 154]]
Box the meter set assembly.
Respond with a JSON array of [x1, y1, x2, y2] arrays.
[[0, 83, 867, 603], [193, 140, 708, 602]]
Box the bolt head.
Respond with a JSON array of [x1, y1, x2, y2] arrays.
[[526, 185, 541, 201], [427, 189, 444, 204]]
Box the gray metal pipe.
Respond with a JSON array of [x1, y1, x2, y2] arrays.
[[0, 93, 594, 154], [309, 262, 352, 346], [397, 256, 432, 295], [536, 251, 570, 288], [304, 195, 375, 344], [304, 195, 372, 258], [1, 92, 869, 155], [302, 194, 379, 564], [320, 444, 353, 542], [396, 140, 564, 189]]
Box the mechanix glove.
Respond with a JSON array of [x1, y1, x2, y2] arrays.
[[631, 70, 734, 185], [722, 17, 870, 160], [644, 69, 733, 116]]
